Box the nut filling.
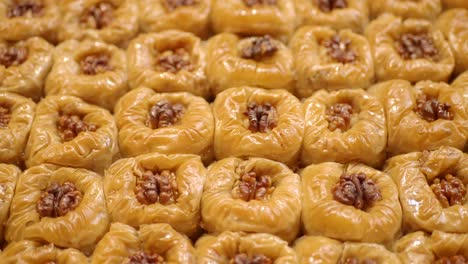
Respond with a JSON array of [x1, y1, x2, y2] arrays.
[[80, 2, 114, 29], [135, 170, 179, 205], [129, 251, 165, 264], [0, 45, 28, 68], [241, 35, 278, 60], [242, 0, 277, 7], [333, 173, 382, 210], [148, 100, 184, 129], [57, 114, 97, 142], [343, 257, 377, 264], [396, 33, 438, 60], [36, 182, 83, 218], [7, 1, 44, 18], [244, 102, 278, 133], [414, 94, 454, 122], [431, 174, 466, 208], [230, 253, 273, 264], [155, 48, 193, 73], [322, 35, 357, 64], [80, 53, 113, 75], [326, 103, 354, 132], [233, 171, 275, 202], [0, 105, 11, 128], [435, 255, 467, 264], [163, 0, 196, 11], [317, 0, 347, 12]]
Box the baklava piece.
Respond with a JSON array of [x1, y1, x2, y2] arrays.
[[370, 80, 467, 156], [295, 0, 368, 33], [290, 26, 374, 98], [0, 0, 59, 42], [127, 30, 210, 99], [1, 240, 88, 264], [294, 236, 401, 264], [301, 89, 386, 168], [385, 146, 468, 233], [196, 231, 297, 264], [45, 40, 128, 111], [0, 37, 53, 101], [442, 0, 468, 9], [25, 95, 119, 174], [211, 0, 295, 42], [59, 0, 138, 47], [91, 223, 195, 264], [436, 9, 468, 75], [395, 231, 468, 264], [451, 70, 468, 102], [115, 88, 214, 162], [104, 153, 205, 238], [0, 164, 20, 241], [139, 0, 211, 38], [206, 34, 294, 95], [301, 162, 402, 243], [201, 157, 301, 242], [213, 87, 303, 166], [5, 165, 109, 253], [370, 0, 441, 20], [365, 14, 455, 82], [0, 92, 35, 164]]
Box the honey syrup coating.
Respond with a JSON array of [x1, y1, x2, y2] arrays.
[[441, 0, 468, 8], [0, 164, 20, 241], [369, 0, 441, 20]]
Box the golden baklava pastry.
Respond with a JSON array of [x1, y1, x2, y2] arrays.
[[385, 146, 468, 233], [196, 231, 297, 264], [394, 231, 468, 264], [294, 236, 401, 264], [25, 95, 119, 174], [0, 0, 59, 42], [0, 37, 53, 101], [451, 70, 468, 102], [369, 80, 467, 156], [436, 9, 468, 75], [45, 40, 128, 111], [213, 87, 303, 166], [295, 0, 368, 33], [0, 93, 35, 164], [115, 88, 214, 162], [201, 157, 301, 242], [369, 0, 441, 20], [1, 240, 88, 264], [301, 89, 386, 168], [290, 26, 374, 98], [301, 162, 402, 243], [442, 0, 468, 9], [206, 34, 294, 95], [91, 223, 195, 264], [0, 164, 19, 240], [104, 153, 205, 238], [127, 30, 210, 99], [58, 0, 139, 47], [5, 165, 109, 253], [365, 14, 455, 83], [139, 0, 211, 38], [211, 0, 295, 42]]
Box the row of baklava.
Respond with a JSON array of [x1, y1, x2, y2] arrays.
[[0, 145, 466, 262]]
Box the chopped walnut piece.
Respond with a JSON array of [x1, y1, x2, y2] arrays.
[[135, 170, 179, 205], [333, 173, 382, 210], [241, 35, 278, 60], [36, 182, 83, 218], [0, 105, 11, 129], [128, 251, 165, 264], [322, 35, 357, 64], [243, 102, 278, 133], [148, 100, 184, 129], [242, 0, 277, 7], [414, 94, 454, 122], [7, 1, 44, 18], [343, 257, 377, 264], [230, 253, 273, 264], [326, 103, 354, 132], [435, 255, 467, 264], [163, 0, 196, 11], [431, 174, 466, 208], [317, 0, 347, 12], [57, 114, 97, 142], [80, 53, 113, 75], [396, 32, 438, 60], [234, 171, 275, 202], [80, 2, 114, 29], [0, 45, 28, 68], [154, 48, 193, 73]]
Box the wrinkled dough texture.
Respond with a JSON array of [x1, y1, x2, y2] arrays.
[[370, 0, 441, 20], [0, 164, 20, 240]]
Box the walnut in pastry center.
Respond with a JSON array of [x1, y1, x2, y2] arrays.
[[431, 174, 466, 208], [57, 114, 97, 142], [80, 2, 114, 29], [233, 171, 275, 202], [326, 103, 354, 132], [435, 255, 467, 264], [0, 105, 11, 128], [163, 0, 196, 11], [317, 0, 347, 12], [242, 0, 277, 7], [135, 170, 179, 205], [155, 48, 194, 73], [148, 100, 184, 129], [244, 102, 278, 133], [36, 182, 83, 218], [322, 35, 357, 64], [0, 45, 28, 68], [343, 257, 377, 264], [241, 35, 278, 60], [230, 253, 273, 264], [80, 53, 113, 75], [333, 173, 382, 210], [414, 94, 454, 122], [396, 32, 438, 60], [128, 251, 165, 264], [7, 0, 44, 18]]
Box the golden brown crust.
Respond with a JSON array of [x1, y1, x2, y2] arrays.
[[370, 0, 441, 20], [0, 164, 20, 241], [442, 0, 468, 9], [294, 236, 343, 264]]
